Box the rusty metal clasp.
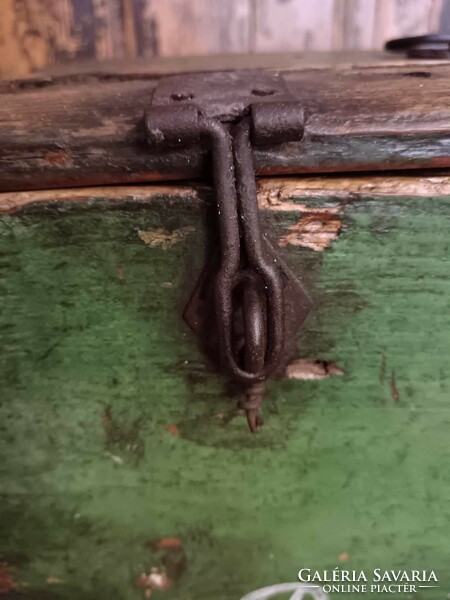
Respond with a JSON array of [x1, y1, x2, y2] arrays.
[[144, 72, 312, 432]]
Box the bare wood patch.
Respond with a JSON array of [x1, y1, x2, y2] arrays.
[[46, 577, 64, 584], [151, 537, 183, 550], [136, 569, 172, 597], [0, 562, 17, 594], [0, 185, 199, 215], [279, 213, 342, 251], [286, 359, 344, 380], [137, 226, 195, 250], [258, 175, 450, 209], [2, 173, 450, 216], [164, 423, 180, 437]]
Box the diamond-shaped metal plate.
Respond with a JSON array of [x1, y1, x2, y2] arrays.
[[183, 240, 312, 377]]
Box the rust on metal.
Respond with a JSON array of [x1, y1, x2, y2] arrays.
[[144, 73, 312, 431]]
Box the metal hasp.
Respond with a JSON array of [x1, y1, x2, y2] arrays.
[[144, 72, 312, 432]]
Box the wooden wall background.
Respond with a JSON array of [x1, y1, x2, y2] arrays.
[[1, 0, 450, 78]]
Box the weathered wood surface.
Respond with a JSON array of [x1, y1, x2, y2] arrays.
[[3, 174, 450, 215], [255, 0, 447, 52], [34, 50, 438, 78], [1, 0, 448, 78], [0, 0, 126, 79], [1, 180, 450, 599], [2, 59, 450, 192]]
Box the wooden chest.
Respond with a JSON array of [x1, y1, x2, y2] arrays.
[[1, 53, 450, 600]]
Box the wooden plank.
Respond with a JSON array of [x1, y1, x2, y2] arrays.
[[91, 0, 125, 60], [3, 174, 450, 215], [439, 0, 450, 30], [0, 0, 82, 79], [341, 0, 378, 50], [1, 0, 449, 79], [254, 0, 336, 52], [372, 0, 444, 48], [2, 60, 450, 191], [1, 184, 450, 598], [0, 0, 125, 79], [36, 50, 423, 78], [121, 0, 138, 59], [0, 185, 199, 214], [134, 0, 251, 57], [253, 0, 446, 52]]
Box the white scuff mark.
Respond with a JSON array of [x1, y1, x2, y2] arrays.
[[286, 359, 344, 380], [104, 451, 124, 465], [137, 226, 195, 250]]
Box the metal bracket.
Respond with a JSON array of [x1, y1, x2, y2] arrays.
[[144, 72, 312, 432]]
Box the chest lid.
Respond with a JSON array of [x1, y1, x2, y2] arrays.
[[1, 51, 450, 192]]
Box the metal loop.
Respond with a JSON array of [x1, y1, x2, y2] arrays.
[[209, 118, 286, 384], [233, 118, 285, 378], [145, 98, 309, 431]]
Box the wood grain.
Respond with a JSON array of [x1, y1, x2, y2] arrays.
[[134, 0, 252, 57], [3, 174, 450, 215], [1, 0, 449, 78], [91, 0, 124, 61], [0, 0, 81, 78], [253, 0, 446, 53], [371, 0, 444, 48], [340, 0, 378, 50], [2, 185, 450, 598], [0, 0, 126, 79], [2, 60, 450, 191], [253, 0, 336, 52]]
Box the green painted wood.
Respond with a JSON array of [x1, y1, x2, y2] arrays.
[[1, 191, 450, 599]]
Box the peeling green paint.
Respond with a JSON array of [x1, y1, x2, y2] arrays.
[[1, 193, 450, 599]]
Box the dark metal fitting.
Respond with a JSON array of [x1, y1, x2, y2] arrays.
[[238, 380, 266, 433], [215, 270, 268, 384], [385, 34, 450, 59], [251, 102, 305, 146], [231, 118, 285, 380], [144, 104, 203, 146], [144, 89, 312, 432]]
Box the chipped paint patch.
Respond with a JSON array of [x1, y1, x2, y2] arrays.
[[390, 371, 400, 402], [116, 264, 125, 281], [44, 150, 73, 167], [165, 423, 180, 437], [138, 226, 194, 249], [257, 175, 450, 209], [286, 359, 344, 380], [102, 405, 144, 464], [137, 568, 172, 598], [0, 563, 17, 594], [279, 213, 342, 250], [104, 451, 124, 465], [151, 537, 183, 550]]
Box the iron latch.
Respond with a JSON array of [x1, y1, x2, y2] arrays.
[[144, 72, 312, 432]]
